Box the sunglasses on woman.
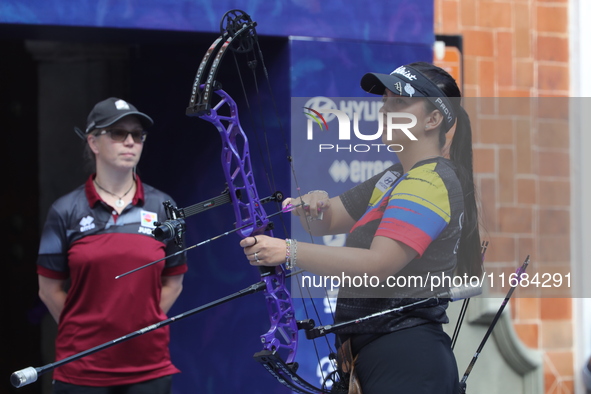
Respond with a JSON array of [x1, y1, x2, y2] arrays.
[[98, 129, 148, 143]]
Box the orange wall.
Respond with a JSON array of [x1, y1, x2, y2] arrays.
[[434, 0, 573, 392]]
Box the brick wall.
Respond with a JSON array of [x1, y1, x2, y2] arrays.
[[434, 0, 573, 393]]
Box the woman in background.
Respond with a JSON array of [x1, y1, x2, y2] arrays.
[[37, 97, 187, 394]]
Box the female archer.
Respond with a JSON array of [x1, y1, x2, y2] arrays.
[[240, 61, 482, 393]]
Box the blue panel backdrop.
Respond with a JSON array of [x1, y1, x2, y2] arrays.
[[0, 0, 433, 45]]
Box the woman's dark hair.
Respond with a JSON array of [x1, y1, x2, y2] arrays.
[[409, 61, 483, 278]]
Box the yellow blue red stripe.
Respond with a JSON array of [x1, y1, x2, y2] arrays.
[[374, 163, 452, 255]]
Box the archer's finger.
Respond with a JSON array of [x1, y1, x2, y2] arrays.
[[239, 236, 258, 248], [282, 198, 293, 209]]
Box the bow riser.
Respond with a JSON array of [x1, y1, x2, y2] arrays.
[[200, 89, 268, 237], [198, 87, 301, 370], [192, 10, 332, 393], [260, 270, 298, 363]]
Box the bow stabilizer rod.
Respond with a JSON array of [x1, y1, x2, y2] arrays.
[[11, 280, 269, 388]]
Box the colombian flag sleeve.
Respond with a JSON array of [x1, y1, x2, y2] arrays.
[[375, 163, 451, 256]]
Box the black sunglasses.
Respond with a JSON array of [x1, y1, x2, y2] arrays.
[[99, 129, 148, 143]]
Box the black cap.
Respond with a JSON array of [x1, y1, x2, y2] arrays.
[[360, 65, 457, 131], [361, 65, 441, 98], [85, 97, 153, 134]]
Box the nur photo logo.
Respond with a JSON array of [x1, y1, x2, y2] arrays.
[[302, 96, 418, 153]]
